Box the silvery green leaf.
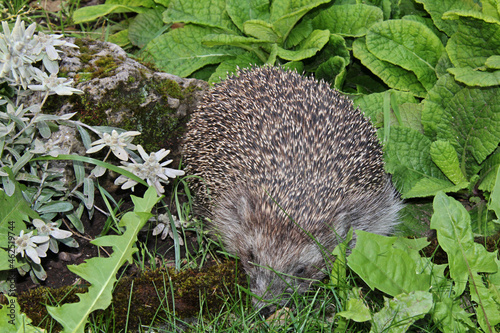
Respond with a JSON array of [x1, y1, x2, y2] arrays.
[[0, 122, 15, 138], [59, 112, 76, 120], [2, 176, 15, 196], [76, 124, 92, 150], [83, 178, 94, 210], [58, 236, 79, 248], [91, 165, 106, 177], [37, 201, 74, 213], [66, 204, 85, 233], [12, 151, 33, 175], [37, 121, 51, 139], [73, 160, 84, 187]]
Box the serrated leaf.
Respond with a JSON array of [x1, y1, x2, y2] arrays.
[[430, 140, 468, 185], [0, 295, 45, 332], [414, 0, 481, 37], [348, 231, 431, 297], [366, 19, 443, 91], [129, 8, 166, 48], [352, 38, 427, 97], [371, 291, 433, 333], [270, 0, 329, 39], [312, 4, 383, 37], [47, 187, 160, 333], [226, 0, 270, 32], [430, 192, 498, 295], [445, 10, 500, 86], [72, 4, 147, 24], [277, 29, 329, 61], [145, 25, 242, 77], [163, 0, 237, 33]]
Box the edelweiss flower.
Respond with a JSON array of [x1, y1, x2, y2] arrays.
[[151, 214, 186, 245], [114, 145, 185, 195], [14, 230, 50, 264], [31, 32, 77, 74], [28, 68, 83, 95], [33, 219, 72, 239], [86, 129, 141, 161]]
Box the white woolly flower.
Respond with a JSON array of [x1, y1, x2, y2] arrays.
[[151, 214, 186, 245], [0, 16, 37, 88], [32, 219, 72, 239], [28, 68, 83, 95], [87, 129, 141, 161], [14, 230, 50, 264], [114, 145, 185, 195]]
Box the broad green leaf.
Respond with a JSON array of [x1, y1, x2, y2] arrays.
[[47, 187, 160, 333], [226, 0, 270, 32], [353, 89, 418, 125], [421, 74, 462, 139], [489, 166, 500, 217], [145, 25, 242, 77], [430, 140, 468, 185], [352, 38, 427, 97], [383, 127, 462, 198], [431, 192, 498, 295], [243, 20, 279, 42], [108, 29, 130, 48], [128, 8, 166, 48], [72, 4, 147, 24], [202, 34, 274, 47], [348, 231, 431, 297], [445, 11, 500, 86], [208, 53, 262, 83], [163, 0, 238, 33], [470, 272, 500, 331], [366, 20, 444, 91], [432, 298, 475, 333], [434, 86, 500, 172], [276, 29, 329, 61], [371, 291, 433, 333], [312, 4, 383, 37], [270, 0, 329, 39], [336, 298, 371, 322], [284, 19, 312, 48], [486, 55, 500, 69], [414, 0, 481, 37]]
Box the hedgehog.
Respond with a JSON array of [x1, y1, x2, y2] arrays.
[[182, 66, 402, 315]]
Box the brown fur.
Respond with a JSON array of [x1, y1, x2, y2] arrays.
[[182, 66, 402, 312]]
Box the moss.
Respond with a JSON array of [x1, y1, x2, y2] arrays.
[[155, 78, 184, 100], [91, 55, 120, 79], [18, 261, 247, 331]]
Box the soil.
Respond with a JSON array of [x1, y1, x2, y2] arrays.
[[14, 185, 201, 295]]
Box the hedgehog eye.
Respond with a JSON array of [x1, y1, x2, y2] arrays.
[[294, 266, 306, 276]]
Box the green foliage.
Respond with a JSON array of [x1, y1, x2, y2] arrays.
[[46, 187, 161, 333], [0, 295, 45, 333]]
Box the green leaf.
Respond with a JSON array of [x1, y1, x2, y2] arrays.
[[337, 298, 371, 322], [348, 231, 431, 297], [128, 8, 166, 48], [414, 0, 481, 37], [72, 4, 147, 24], [430, 192, 498, 295], [47, 187, 160, 333], [202, 33, 274, 47], [486, 55, 500, 69], [276, 29, 329, 61], [489, 166, 500, 218], [243, 20, 279, 42], [470, 271, 500, 331], [430, 140, 468, 185], [445, 11, 500, 86], [434, 86, 500, 171], [270, 0, 329, 40], [163, 0, 238, 33], [421, 74, 462, 139], [383, 127, 465, 198], [432, 297, 475, 333], [312, 4, 383, 37], [366, 19, 443, 91], [208, 53, 263, 83], [145, 25, 242, 77], [226, 0, 270, 32], [352, 38, 427, 97], [371, 291, 433, 333]]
